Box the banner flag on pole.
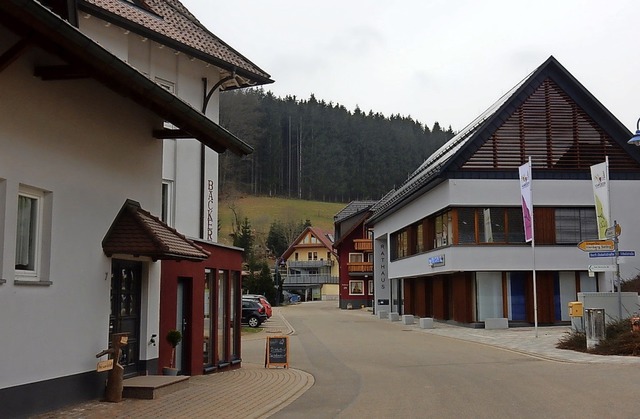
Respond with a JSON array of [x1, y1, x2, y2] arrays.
[[590, 161, 611, 240], [519, 160, 533, 243]]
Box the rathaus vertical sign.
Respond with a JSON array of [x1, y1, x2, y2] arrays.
[[374, 238, 390, 311]]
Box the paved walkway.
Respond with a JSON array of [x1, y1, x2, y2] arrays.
[[365, 311, 640, 365], [33, 304, 640, 418]]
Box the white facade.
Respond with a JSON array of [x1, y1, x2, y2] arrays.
[[0, 30, 162, 388], [374, 178, 640, 288], [80, 16, 222, 240]]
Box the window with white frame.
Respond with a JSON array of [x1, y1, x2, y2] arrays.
[[15, 186, 51, 282], [156, 78, 177, 130], [161, 180, 174, 227], [349, 280, 364, 295]]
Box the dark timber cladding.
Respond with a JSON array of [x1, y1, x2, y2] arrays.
[[462, 78, 639, 171]]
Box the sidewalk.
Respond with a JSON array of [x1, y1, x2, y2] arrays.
[[33, 308, 311, 419], [370, 311, 640, 365], [33, 304, 640, 418]]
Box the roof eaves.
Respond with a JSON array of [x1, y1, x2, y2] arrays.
[[2, 0, 253, 156], [78, 0, 274, 87]]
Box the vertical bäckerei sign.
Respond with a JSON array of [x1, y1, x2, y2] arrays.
[[519, 160, 533, 243], [590, 161, 611, 240]]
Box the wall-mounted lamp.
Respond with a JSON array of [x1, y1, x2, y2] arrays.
[[628, 118, 640, 146]]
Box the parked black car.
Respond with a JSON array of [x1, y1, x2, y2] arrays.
[[242, 299, 268, 327]]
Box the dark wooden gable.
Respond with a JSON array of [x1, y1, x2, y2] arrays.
[[369, 56, 640, 224], [461, 77, 640, 173]]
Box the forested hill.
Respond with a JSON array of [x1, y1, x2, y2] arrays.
[[219, 88, 455, 203]]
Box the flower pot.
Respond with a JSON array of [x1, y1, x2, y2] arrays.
[[162, 367, 179, 376]]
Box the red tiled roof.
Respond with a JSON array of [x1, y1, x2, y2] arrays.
[[102, 199, 209, 261], [281, 227, 336, 260], [80, 0, 272, 87]]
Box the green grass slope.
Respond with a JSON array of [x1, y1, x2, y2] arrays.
[[218, 196, 347, 246]]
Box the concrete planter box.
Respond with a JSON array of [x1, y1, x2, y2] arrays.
[[402, 315, 414, 325], [389, 312, 400, 322], [419, 318, 434, 329], [484, 318, 508, 329], [377, 310, 388, 320]]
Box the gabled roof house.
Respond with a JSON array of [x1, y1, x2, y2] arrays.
[[0, 0, 271, 416], [281, 227, 339, 301], [333, 201, 376, 308], [368, 56, 640, 325]]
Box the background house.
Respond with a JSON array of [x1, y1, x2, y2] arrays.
[[281, 227, 339, 301], [368, 56, 640, 325], [334, 201, 376, 309]]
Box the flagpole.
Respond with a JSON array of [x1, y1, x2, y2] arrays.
[[529, 156, 538, 338], [607, 156, 622, 320]]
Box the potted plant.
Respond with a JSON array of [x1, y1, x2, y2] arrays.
[[163, 329, 182, 376]]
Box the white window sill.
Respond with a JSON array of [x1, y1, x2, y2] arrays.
[[14, 279, 52, 286]]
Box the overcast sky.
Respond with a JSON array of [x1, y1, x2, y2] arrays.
[[183, 0, 638, 134]]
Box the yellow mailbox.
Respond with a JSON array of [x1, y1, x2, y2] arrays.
[[568, 301, 583, 317]]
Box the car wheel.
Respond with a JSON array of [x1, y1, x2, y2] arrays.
[[248, 315, 260, 328]]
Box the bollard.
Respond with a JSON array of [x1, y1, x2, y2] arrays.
[[584, 308, 605, 350]]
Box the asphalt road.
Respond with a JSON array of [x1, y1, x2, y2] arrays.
[[243, 301, 640, 419]]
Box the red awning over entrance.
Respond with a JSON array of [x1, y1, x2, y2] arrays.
[[102, 199, 209, 261]]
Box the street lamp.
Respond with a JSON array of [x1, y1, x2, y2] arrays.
[[628, 117, 640, 146]]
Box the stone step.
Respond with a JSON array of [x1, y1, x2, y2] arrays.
[[122, 375, 190, 400]]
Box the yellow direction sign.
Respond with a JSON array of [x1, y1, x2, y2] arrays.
[[578, 240, 615, 252]]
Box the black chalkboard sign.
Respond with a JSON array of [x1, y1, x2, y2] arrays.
[[265, 336, 288, 368]]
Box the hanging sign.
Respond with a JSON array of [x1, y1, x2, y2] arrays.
[[96, 359, 114, 372]]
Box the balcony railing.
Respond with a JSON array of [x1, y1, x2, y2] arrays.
[[284, 274, 339, 285], [354, 239, 373, 251], [347, 262, 373, 273], [287, 260, 333, 268]]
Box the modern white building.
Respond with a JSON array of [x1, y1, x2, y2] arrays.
[[368, 57, 640, 325]]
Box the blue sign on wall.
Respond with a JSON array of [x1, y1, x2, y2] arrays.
[[428, 255, 445, 267], [589, 251, 636, 258]]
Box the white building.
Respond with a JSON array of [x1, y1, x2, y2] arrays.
[[368, 57, 640, 325], [0, 1, 271, 416]]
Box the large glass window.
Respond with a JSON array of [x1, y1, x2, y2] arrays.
[[479, 208, 505, 243], [203, 269, 214, 368], [415, 222, 424, 253], [457, 207, 524, 245], [230, 271, 240, 360], [555, 208, 597, 243], [434, 213, 451, 247], [217, 270, 227, 364], [391, 229, 409, 260], [457, 208, 476, 244], [476, 272, 503, 321], [506, 208, 525, 243]]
